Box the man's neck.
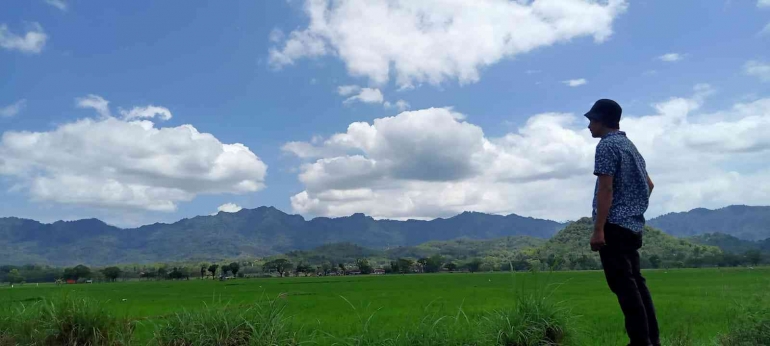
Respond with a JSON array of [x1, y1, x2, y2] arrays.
[[601, 129, 622, 138]]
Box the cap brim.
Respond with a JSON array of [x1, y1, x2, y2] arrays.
[[584, 111, 601, 120]]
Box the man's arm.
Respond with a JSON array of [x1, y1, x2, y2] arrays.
[[591, 175, 613, 251], [647, 174, 654, 197]]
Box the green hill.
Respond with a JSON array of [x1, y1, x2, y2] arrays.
[[536, 218, 723, 269], [268, 219, 736, 272]]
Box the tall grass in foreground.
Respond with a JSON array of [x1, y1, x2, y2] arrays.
[[151, 274, 578, 346], [480, 293, 576, 346], [324, 271, 578, 346], [151, 295, 304, 346], [321, 293, 576, 346], [717, 295, 770, 346], [0, 295, 134, 346]]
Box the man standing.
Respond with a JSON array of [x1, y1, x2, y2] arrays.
[[585, 99, 660, 346]]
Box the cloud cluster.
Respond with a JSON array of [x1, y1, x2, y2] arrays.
[[217, 203, 243, 214], [657, 53, 683, 62], [270, 0, 627, 88], [285, 86, 770, 221], [0, 96, 267, 212], [0, 100, 27, 118], [745, 60, 770, 81], [44, 0, 67, 11], [562, 79, 587, 87], [336, 85, 409, 110], [343, 88, 384, 105], [0, 23, 47, 54]]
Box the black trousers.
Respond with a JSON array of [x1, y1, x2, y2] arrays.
[[599, 223, 660, 346]]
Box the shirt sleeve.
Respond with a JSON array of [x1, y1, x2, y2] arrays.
[[594, 142, 619, 176]]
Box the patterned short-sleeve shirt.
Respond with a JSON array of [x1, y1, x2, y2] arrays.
[[592, 131, 650, 233]]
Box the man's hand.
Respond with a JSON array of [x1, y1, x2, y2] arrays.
[[590, 228, 606, 251], [592, 174, 613, 251]]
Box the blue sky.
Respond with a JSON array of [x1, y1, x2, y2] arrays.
[[1, 0, 769, 227]]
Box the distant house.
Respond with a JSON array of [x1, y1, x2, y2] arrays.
[[346, 270, 361, 275], [373, 269, 385, 275], [66, 279, 76, 284]]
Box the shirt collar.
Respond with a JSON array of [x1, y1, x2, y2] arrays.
[[601, 130, 625, 139]]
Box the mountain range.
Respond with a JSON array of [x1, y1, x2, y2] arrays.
[[1, 205, 768, 266], [0, 207, 564, 266], [647, 205, 770, 241]]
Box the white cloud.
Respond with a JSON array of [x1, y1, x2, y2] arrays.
[[759, 0, 770, 8], [0, 23, 47, 54], [217, 203, 243, 213], [658, 53, 683, 62], [343, 88, 384, 105], [0, 95, 267, 212], [119, 105, 173, 121], [0, 99, 26, 118], [76, 94, 111, 118], [268, 28, 284, 43], [269, 0, 628, 88], [285, 86, 770, 222], [44, 0, 67, 11], [337, 85, 361, 96], [562, 79, 587, 87], [745, 60, 770, 81], [384, 100, 410, 111]]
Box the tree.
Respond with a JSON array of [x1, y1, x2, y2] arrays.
[[745, 249, 762, 266], [355, 258, 373, 274], [338, 263, 346, 275], [7, 269, 24, 284], [263, 259, 291, 277], [153, 265, 168, 280], [648, 255, 661, 269], [221, 264, 231, 277], [200, 264, 207, 279], [416, 258, 429, 273], [208, 264, 219, 279], [546, 254, 561, 270], [168, 267, 188, 280], [229, 262, 240, 277], [321, 262, 332, 276], [424, 255, 444, 273], [396, 258, 413, 274], [466, 259, 483, 273], [63, 264, 91, 281], [444, 262, 458, 272], [294, 262, 304, 276], [295, 262, 312, 277], [389, 261, 399, 274], [101, 267, 122, 282]]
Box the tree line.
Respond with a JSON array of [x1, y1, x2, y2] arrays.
[[1, 248, 766, 285]]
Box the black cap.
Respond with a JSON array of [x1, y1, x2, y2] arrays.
[[584, 99, 622, 128]]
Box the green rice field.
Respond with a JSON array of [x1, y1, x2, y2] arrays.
[[2, 267, 769, 345]]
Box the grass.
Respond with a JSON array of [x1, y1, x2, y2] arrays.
[[1, 267, 768, 345], [717, 294, 770, 346], [151, 295, 302, 346], [0, 294, 134, 345]]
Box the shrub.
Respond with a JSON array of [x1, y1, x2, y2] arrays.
[[0, 295, 133, 345], [479, 294, 575, 346], [152, 295, 302, 346]]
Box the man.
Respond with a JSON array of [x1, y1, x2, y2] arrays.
[[585, 99, 660, 346]]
